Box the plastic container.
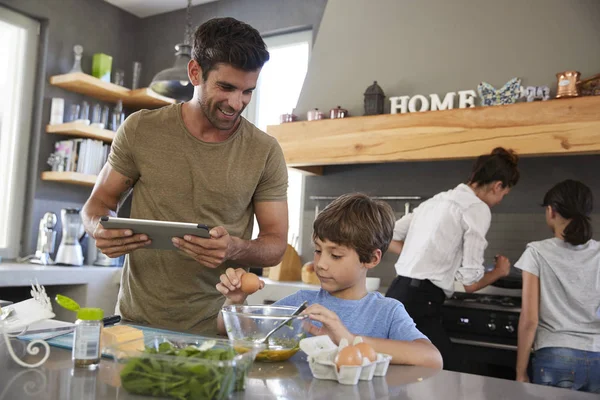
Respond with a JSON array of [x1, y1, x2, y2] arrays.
[[221, 305, 308, 362], [300, 336, 392, 385], [106, 334, 264, 400]]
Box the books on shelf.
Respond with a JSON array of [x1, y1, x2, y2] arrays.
[[51, 138, 109, 176]]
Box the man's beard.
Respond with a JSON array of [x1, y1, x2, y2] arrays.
[[197, 96, 243, 131]]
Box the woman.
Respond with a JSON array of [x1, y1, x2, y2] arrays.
[[386, 147, 519, 370], [515, 180, 600, 393]]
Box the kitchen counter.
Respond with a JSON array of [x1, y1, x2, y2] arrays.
[[0, 263, 121, 321], [0, 263, 121, 287], [247, 278, 521, 305], [0, 339, 595, 399]]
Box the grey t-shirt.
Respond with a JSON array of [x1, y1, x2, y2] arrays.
[[515, 238, 600, 352]]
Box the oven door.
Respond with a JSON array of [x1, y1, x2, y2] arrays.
[[442, 305, 519, 379], [448, 335, 517, 379]]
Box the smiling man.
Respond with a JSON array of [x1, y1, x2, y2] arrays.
[[81, 18, 289, 334]]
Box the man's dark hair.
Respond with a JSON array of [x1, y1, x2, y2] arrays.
[[192, 17, 269, 81]]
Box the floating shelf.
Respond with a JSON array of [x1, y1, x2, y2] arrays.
[[267, 96, 600, 175], [41, 171, 96, 187], [49, 72, 176, 109], [46, 122, 115, 142]]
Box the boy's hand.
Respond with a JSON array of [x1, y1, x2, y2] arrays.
[[302, 304, 354, 345], [216, 268, 264, 304]]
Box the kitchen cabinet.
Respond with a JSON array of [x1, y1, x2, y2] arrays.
[[267, 96, 600, 175]]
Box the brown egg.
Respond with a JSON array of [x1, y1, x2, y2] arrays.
[[354, 342, 377, 362], [303, 261, 315, 272], [240, 273, 261, 294], [335, 345, 363, 370]]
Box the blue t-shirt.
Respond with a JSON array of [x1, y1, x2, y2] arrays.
[[274, 289, 428, 342]]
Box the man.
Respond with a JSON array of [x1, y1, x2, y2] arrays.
[[81, 17, 289, 334]]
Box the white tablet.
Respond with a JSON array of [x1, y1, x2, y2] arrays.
[[99, 216, 210, 250]]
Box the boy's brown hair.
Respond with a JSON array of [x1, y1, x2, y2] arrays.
[[313, 193, 395, 263]]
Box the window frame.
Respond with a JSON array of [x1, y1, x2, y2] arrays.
[[243, 29, 312, 254], [0, 6, 39, 259]]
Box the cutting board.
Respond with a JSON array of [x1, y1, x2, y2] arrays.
[[263, 244, 302, 281]]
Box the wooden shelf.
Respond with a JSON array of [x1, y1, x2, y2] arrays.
[[41, 171, 97, 187], [49, 72, 176, 109], [127, 88, 176, 109], [267, 96, 600, 175], [46, 122, 115, 142]]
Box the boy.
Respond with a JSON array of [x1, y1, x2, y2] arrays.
[[216, 193, 443, 369]]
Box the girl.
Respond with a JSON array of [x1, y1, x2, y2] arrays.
[[386, 147, 519, 370], [515, 180, 600, 393]]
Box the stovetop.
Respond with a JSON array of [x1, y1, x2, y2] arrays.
[[444, 293, 521, 313]]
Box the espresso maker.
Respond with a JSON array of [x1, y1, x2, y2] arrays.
[[29, 212, 58, 265], [55, 208, 85, 266]]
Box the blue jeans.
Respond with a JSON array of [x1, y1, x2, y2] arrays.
[[532, 347, 600, 393]]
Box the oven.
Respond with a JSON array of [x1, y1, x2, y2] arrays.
[[442, 293, 522, 379]]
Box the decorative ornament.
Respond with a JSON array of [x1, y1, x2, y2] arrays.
[[519, 86, 550, 102], [1, 281, 54, 368], [389, 90, 476, 114], [477, 78, 522, 106], [364, 81, 385, 115], [577, 73, 600, 96], [68, 45, 83, 74], [555, 71, 580, 98]]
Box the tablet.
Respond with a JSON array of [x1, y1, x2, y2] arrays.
[[99, 216, 210, 250]]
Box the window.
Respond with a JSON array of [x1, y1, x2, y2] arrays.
[[245, 30, 311, 253], [0, 7, 39, 259]]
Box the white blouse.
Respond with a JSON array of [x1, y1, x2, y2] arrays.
[[393, 183, 490, 296]]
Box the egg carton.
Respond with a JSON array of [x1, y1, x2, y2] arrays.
[[299, 336, 392, 385]]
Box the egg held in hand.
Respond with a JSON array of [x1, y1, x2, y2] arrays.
[[354, 342, 377, 362], [335, 345, 363, 370], [240, 272, 261, 294]]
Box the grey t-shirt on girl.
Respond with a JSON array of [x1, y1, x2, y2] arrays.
[[515, 238, 600, 352]]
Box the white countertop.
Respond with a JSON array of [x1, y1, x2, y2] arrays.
[[247, 278, 521, 304], [0, 262, 122, 321], [0, 262, 121, 287]]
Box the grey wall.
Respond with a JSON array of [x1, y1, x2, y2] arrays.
[[5, 0, 598, 286], [0, 0, 141, 257], [292, 0, 600, 289], [301, 156, 600, 288], [135, 0, 327, 89], [296, 0, 600, 116]]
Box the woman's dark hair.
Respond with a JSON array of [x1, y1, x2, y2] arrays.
[[468, 147, 520, 188], [543, 180, 593, 246], [193, 17, 270, 81]]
